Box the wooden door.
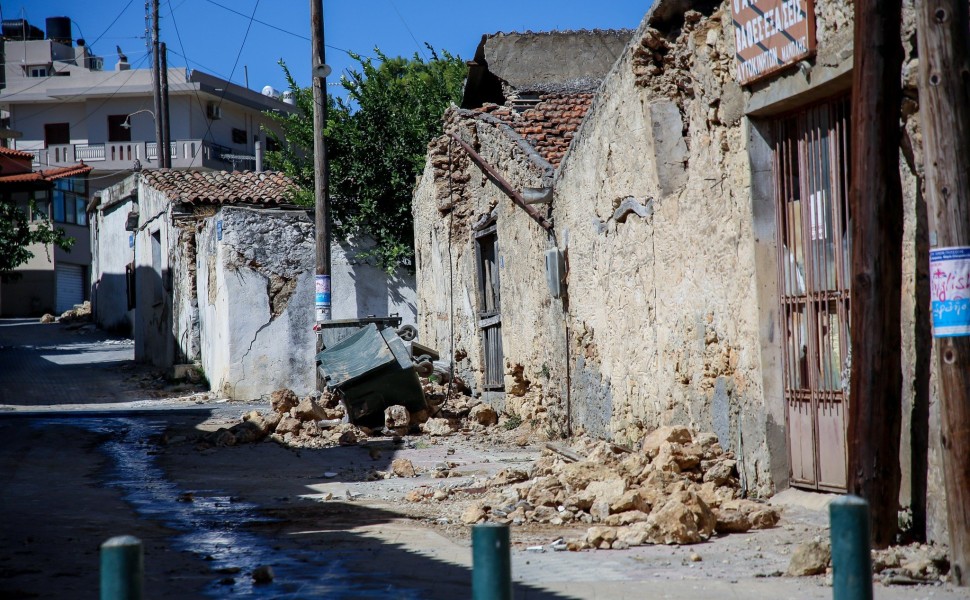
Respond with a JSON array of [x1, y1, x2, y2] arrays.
[[475, 225, 504, 390]]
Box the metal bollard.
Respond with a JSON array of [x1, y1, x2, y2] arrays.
[[100, 535, 143, 600], [829, 495, 873, 600], [472, 523, 512, 600]]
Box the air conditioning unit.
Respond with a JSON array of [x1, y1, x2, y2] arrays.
[[206, 102, 222, 120]]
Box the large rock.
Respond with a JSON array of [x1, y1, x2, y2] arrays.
[[39, 313, 56, 324], [421, 418, 458, 436], [385, 405, 410, 433], [615, 522, 652, 547], [585, 478, 626, 507], [786, 540, 831, 576], [702, 458, 736, 485], [610, 488, 652, 514], [275, 416, 302, 436], [559, 462, 620, 490], [293, 396, 329, 421], [461, 503, 487, 524], [646, 491, 715, 544], [271, 389, 299, 414], [640, 426, 692, 458], [469, 404, 498, 426], [391, 458, 417, 478], [585, 526, 618, 549], [242, 410, 281, 436]]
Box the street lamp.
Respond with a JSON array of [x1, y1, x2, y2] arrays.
[[120, 109, 155, 129]]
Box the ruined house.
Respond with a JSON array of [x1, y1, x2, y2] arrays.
[[414, 1, 949, 540], [92, 170, 416, 399]]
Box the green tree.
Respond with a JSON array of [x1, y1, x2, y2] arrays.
[[266, 46, 467, 271], [0, 198, 73, 277]]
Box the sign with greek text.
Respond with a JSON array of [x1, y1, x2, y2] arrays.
[[731, 0, 816, 85], [930, 246, 970, 337], [315, 274, 331, 322]]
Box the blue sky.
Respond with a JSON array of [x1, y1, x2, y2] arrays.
[[3, 1, 651, 93]]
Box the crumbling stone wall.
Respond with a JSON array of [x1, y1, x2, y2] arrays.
[[414, 108, 570, 434], [196, 207, 316, 399]]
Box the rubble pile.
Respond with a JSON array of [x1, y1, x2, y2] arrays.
[[39, 301, 92, 325], [441, 426, 780, 549], [786, 540, 951, 584], [872, 543, 951, 584], [206, 385, 501, 449]]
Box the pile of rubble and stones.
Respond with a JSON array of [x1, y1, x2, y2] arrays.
[[198, 382, 499, 450], [39, 300, 93, 326], [409, 425, 780, 550]]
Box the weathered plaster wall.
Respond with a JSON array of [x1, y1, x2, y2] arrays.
[[91, 176, 136, 334], [133, 183, 176, 367], [197, 207, 316, 400], [330, 237, 417, 325]]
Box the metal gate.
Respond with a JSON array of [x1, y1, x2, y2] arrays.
[[773, 96, 851, 492], [475, 225, 504, 390]]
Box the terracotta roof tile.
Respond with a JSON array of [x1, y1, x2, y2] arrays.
[[0, 162, 92, 184], [476, 93, 594, 168], [0, 146, 36, 160], [140, 169, 298, 207]]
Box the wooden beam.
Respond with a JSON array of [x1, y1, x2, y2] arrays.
[[915, 0, 970, 585], [848, 0, 905, 549]]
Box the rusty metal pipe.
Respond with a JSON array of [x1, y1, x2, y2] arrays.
[[449, 133, 553, 231]]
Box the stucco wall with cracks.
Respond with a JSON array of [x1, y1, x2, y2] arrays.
[[196, 206, 316, 400]]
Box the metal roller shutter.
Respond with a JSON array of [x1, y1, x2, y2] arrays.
[[56, 263, 85, 313]]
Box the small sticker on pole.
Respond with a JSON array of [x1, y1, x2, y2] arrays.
[[315, 274, 331, 322], [930, 246, 970, 337]]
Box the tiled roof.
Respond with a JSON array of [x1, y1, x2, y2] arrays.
[[140, 170, 298, 206], [0, 163, 92, 183], [0, 146, 36, 160], [476, 93, 595, 168]]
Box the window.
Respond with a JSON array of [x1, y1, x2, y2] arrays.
[[28, 66, 48, 78], [108, 115, 131, 142], [32, 190, 50, 222], [232, 128, 247, 145], [51, 177, 88, 226], [44, 123, 70, 147]]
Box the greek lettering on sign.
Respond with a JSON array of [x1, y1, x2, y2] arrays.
[[930, 246, 970, 337]]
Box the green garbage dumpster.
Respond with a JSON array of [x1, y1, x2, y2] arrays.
[[315, 323, 427, 429]]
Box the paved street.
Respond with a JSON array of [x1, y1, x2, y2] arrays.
[[0, 320, 965, 598]]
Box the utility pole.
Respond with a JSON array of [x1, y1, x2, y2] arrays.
[[310, 0, 331, 324], [848, 0, 905, 549], [160, 42, 171, 169], [915, 0, 970, 585], [151, 0, 163, 169]]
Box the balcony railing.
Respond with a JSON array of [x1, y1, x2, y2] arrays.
[[24, 140, 241, 171]]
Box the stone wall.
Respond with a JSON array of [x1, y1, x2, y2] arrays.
[[414, 0, 946, 530]]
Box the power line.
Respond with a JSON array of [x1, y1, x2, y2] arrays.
[[386, 0, 427, 60], [87, 0, 137, 53], [201, 0, 351, 55], [165, 0, 214, 164], [189, 0, 260, 167]]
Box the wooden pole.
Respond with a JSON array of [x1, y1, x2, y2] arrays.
[[848, 0, 905, 549], [310, 0, 331, 324], [915, 0, 970, 585], [160, 42, 171, 169], [151, 0, 162, 168]]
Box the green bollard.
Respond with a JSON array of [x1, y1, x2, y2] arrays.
[[829, 495, 873, 600], [100, 535, 143, 600], [472, 523, 512, 600]]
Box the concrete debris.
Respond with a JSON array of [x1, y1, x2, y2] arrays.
[[786, 540, 831, 576], [39, 313, 56, 324], [421, 417, 459, 436], [469, 404, 498, 426], [872, 543, 950, 584], [385, 405, 411, 435], [472, 428, 779, 549]]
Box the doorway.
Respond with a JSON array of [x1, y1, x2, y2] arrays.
[[772, 96, 851, 492]]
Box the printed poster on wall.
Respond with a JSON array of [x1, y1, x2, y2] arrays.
[[930, 246, 970, 337], [731, 0, 817, 85]]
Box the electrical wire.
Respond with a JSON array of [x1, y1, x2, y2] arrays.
[[86, 0, 137, 54], [165, 0, 218, 159], [386, 0, 426, 60], [201, 0, 352, 55], [187, 0, 260, 167]]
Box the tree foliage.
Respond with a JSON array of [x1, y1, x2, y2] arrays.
[[265, 47, 467, 271], [0, 199, 73, 277]]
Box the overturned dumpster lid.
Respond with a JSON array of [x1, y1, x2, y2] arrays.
[[316, 324, 397, 388]]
